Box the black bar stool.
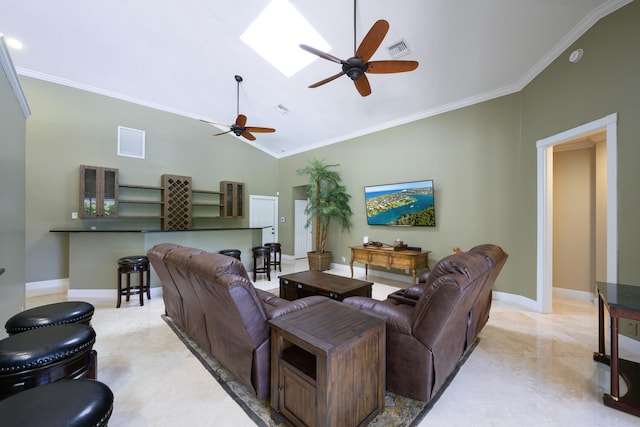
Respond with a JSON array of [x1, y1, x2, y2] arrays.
[[252, 246, 271, 281], [117, 255, 151, 308], [264, 242, 282, 272], [0, 324, 97, 400], [0, 379, 113, 426], [5, 301, 94, 335], [218, 249, 241, 261]]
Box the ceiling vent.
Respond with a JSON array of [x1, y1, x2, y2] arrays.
[[387, 40, 411, 58]]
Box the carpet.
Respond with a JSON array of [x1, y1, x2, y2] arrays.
[[162, 314, 479, 426]]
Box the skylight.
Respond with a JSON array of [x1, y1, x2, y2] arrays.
[[241, 0, 331, 77]]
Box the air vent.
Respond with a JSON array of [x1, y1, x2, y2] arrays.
[[387, 40, 411, 58], [274, 104, 289, 114]]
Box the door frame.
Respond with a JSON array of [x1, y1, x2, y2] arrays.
[[536, 113, 617, 313]]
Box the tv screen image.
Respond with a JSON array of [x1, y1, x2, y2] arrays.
[[364, 179, 435, 226]]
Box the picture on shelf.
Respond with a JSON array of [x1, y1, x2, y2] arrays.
[[364, 179, 435, 226]]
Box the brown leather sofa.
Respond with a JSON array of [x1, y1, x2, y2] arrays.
[[343, 244, 508, 402], [147, 243, 327, 400]]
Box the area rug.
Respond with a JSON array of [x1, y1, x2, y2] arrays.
[[162, 314, 478, 426]]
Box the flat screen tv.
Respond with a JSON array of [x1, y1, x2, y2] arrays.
[[364, 179, 435, 226]]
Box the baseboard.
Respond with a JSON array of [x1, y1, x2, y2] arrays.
[[26, 279, 68, 297], [553, 287, 595, 301], [491, 290, 539, 312]]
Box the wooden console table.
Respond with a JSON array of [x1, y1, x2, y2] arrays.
[[270, 300, 385, 426], [350, 246, 430, 284], [593, 281, 640, 417]]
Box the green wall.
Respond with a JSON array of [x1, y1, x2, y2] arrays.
[[23, 78, 278, 283], [278, 94, 522, 294]]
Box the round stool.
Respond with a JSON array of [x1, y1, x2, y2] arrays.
[[5, 301, 95, 335], [117, 255, 151, 308], [264, 242, 282, 272], [0, 379, 113, 427], [219, 249, 241, 261], [252, 246, 271, 281], [0, 324, 97, 400]]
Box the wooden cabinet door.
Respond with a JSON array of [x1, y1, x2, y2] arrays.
[[79, 165, 118, 217], [220, 181, 244, 218]]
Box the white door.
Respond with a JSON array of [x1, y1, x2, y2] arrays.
[[250, 195, 278, 244], [294, 200, 312, 258]]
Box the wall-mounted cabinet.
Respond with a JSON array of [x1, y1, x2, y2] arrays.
[[79, 165, 119, 218], [221, 181, 244, 218], [78, 166, 243, 228]]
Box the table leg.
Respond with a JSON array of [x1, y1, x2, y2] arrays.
[[365, 264, 368, 279], [411, 269, 416, 285], [610, 315, 620, 399], [350, 258, 354, 278]]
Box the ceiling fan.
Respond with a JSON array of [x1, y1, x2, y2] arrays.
[[200, 75, 275, 141], [300, 0, 419, 97]]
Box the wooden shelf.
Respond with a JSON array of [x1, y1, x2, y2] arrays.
[[119, 184, 162, 190], [119, 200, 164, 205]]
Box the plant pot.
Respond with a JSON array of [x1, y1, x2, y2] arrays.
[[307, 251, 331, 271]]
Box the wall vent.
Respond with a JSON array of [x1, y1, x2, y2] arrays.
[[117, 126, 145, 159], [387, 40, 411, 58]]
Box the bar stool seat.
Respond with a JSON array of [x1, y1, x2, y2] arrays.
[[0, 324, 97, 400], [0, 379, 113, 426], [5, 301, 94, 335], [252, 246, 271, 281], [117, 255, 151, 308], [218, 249, 241, 261], [264, 242, 282, 272]]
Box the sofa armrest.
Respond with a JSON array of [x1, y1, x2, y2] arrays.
[[343, 297, 413, 335], [259, 292, 328, 320], [418, 270, 430, 283]]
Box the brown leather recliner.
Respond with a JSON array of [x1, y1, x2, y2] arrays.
[[343, 244, 508, 402], [147, 243, 328, 400]]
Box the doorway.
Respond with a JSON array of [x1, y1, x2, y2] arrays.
[[536, 113, 618, 313], [249, 195, 278, 245]]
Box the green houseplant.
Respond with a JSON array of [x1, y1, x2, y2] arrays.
[[297, 159, 353, 270]]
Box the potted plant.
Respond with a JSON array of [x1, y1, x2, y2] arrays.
[[297, 159, 353, 271]]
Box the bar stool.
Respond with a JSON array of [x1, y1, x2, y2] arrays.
[[218, 249, 241, 261], [252, 246, 271, 281], [0, 324, 98, 400], [5, 301, 94, 335], [0, 379, 113, 427], [264, 242, 282, 272], [117, 255, 151, 308]]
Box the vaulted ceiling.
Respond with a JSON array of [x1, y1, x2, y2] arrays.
[[0, 0, 630, 158]]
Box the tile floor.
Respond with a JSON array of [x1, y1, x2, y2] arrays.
[[26, 260, 640, 426]]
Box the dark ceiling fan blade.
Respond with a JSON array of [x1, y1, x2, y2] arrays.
[[241, 131, 257, 141], [235, 114, 247, 127], [213, 129, 233, 137], [245, 126, 276, 133], [354, 73, 372, 97], [355, 20, 389, 62], [309, 71, 345, 88], [367, 60, 419, 74], [300, 44, 346, 65]]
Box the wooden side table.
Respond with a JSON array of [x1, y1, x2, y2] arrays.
[[349, 245, 430, 284], [269, 300, 386, 426], [593, 281, 640, 417]]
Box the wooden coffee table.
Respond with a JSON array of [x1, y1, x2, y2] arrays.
[[269, 300, 386, 426], [279, 270, 373, 301]]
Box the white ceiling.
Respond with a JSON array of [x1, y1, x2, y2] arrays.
[[0, 0, 630, 158]]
